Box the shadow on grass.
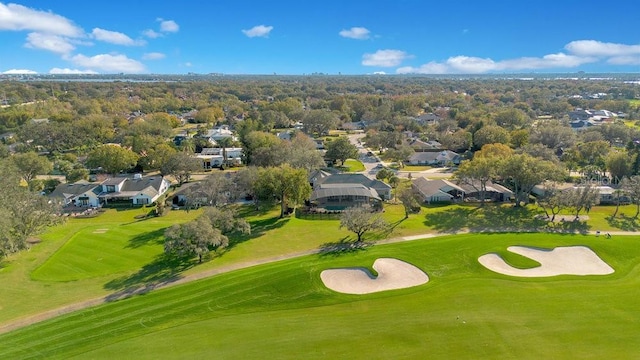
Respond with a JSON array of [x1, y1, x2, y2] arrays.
[[607, 215, 640, 231], [223, 215, 290, 251], [318, 236, 371, 257], [103, 254, 195, 301], [125, 228, 166, 249], [424, 204, 591, 234]]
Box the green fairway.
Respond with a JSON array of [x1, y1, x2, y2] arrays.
[[1, 233, 639, 359], [32, 223, 169, 281]]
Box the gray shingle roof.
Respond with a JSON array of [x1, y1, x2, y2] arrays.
[[310, 184, 381, 201]]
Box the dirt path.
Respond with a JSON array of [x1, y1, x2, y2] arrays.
[[1, 229, 638, 335]]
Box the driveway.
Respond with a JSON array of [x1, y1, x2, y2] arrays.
[[347, 133, 385, 178]]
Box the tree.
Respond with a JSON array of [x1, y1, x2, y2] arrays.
[[605, 150, 633, 183], [241, 131, 281, 165], [302, 109, 339, 136], [535, 182, 567, 222], [0, 160, 61, 258], [194, 106, 225, 124], [383, 145, 414, 168], [144, 143, 178, 171], [339, 205, 388, 242], [529, 121, 576, 150], [86, 144, 139, 175], [286, 132, 326, 172], [202, 207, 251, 236], [499, 154, 566, 207], [397, 186, 421, 219], [325, 136, 358, 166], [234, 166, 260, 208], [455, 156, 495, 207], [256, 165, 311, 218], [473, 125, 510, 149], [188, 172, 235, 207], [564, 185, 599, 221], [10, 152, 53, 183], [160, 152, 202, 186], [376, 167, 395, 182], [155, 194, 167, 217], [621, 176, 640, 218], [474, 143, 514, 159], [494, 108, 531, 129], [164, 216, 228, 263]]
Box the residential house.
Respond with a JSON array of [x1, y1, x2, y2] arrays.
[[308, 169, 332, 188], [316, 173, 392, 200], [309, 183, 382, 210], [308, 173, 391, 210], [49, 174, 171, 207], [196, 147, 243, 169], [457, 181, 514, 202], [199, 125, 238, 145], [412, 177, 513, 204], [408, 138, 443, 152], [415, 113, 441, 125], [407, 150, 461, 166], [570, 186, 619, 205], [412, 177, 464, 204], [340, 121, 367, 131], [49, 181, 102, 207]]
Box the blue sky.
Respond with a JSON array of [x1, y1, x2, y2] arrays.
[[1, 0, 639, 75]]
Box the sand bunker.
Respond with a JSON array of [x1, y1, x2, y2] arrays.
[[320, 258, 429, 294], [478, 246, 614, 277], [92, 229, 108, 234]]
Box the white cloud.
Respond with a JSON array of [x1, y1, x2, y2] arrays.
[[339, 27, 370, 40], [91, 28, 143, 46], [0, 2, 83, 37], [70, 53, 145, 73], [607, 56, 640, 65], [24, 32, 75, 54], [242, 25, 273, 38], [142, 52, 166, 60], [143, 29, 162, 38], [184, 62, 192, 67], [565, 40, 640, 57], [397, 53, 597, 74], [362, 49, 410, 67], [49, 67, 97, 74], [158, 18, 179, 33], [2, 69, 37, 74]]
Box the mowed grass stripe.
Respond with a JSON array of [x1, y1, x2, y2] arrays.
[[32, 224, 170, 281], [2, 233, 640, 358], [2, 260, 323, 357], [3, 262, 326, 358]]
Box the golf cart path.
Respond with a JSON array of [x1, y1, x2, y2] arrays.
[[1, 229, 638, 335]]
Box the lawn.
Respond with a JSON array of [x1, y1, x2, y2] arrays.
[[1, 232, 639, 359], [401, 165, 433, 172], [339, 158, 365, 172], [0, 200, 637, 329]]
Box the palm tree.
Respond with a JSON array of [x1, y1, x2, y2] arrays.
[[216, 137, 234, 168]]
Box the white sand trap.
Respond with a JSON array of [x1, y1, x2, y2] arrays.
[[478, 246, 614, 277], [321, 258, 429, 294], [92, 229, 108, 234]]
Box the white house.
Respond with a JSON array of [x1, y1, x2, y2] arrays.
[[196, 147, 244, 168], [50, 175, 171, 207], [407, 150, 461, 166]]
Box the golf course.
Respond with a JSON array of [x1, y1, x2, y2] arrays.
[[1, 203, 640, 359]]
